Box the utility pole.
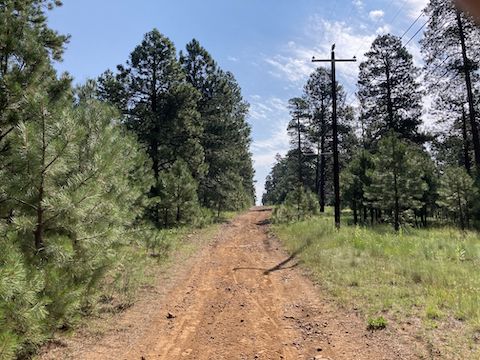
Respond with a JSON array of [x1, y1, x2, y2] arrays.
[[312, 44, 356, 229]]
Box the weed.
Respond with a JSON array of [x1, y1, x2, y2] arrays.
[[367, 316, 387, 330]]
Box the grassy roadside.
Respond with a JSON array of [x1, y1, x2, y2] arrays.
[[272, 211, 480, 358]]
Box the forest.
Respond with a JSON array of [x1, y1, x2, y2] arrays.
[[263, 0, 480, 232], [0, 1, 254, 358]]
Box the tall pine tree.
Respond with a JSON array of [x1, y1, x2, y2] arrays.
[[358, 34, 425, 147]]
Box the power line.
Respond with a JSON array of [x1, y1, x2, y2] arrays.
[[400, 10, 425, 39], [424, 54, 452, 79], [404, 19, 428, 46], [389, 0, 408, 26], [430, 66, 460, 89]]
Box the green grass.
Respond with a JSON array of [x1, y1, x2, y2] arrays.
[[273, 211, 480, 356]]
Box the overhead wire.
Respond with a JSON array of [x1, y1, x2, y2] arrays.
[[400, 10, 426, 39]]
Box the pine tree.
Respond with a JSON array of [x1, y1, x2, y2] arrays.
[[430, 89, 473, 173], [158, 160, 198, 227], [437, 166, 477, 229], [180, 40, 255, 210], [262, 154, 297, 205], [421, 0, 480, 173], [287, 97, 311, 187], [341, 151, 374, 225], [365, 132, 427, 231], [303, 67, 358, 211], [0, 0, 69, 225], [304, 68, 331, 211], [97, 30, 204, 225], [1, 79, 153, 353], [358, 34, 425, 147], [0, 0, 68, 144]]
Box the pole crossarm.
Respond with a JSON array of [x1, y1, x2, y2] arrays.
[[312, 58, 357, 63]]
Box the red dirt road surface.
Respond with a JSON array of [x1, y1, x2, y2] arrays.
[[41, 208, 421, 359]]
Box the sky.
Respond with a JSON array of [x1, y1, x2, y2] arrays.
[[48, 0, 429, 204]]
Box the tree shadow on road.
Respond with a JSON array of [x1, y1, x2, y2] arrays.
[[233, 241, 310, 275]]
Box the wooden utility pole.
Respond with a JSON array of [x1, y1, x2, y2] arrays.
[[312, 44, 356, 229]]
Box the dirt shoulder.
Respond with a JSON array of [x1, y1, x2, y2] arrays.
[[39, 207, 423, 359]]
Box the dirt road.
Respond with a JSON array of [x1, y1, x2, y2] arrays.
[[41, 208, 419, 359]]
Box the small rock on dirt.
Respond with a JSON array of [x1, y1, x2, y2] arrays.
[[166, 312, 176, 319]]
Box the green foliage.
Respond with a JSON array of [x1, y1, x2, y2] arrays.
[[437, 166, 477, 229], [0, 3, 255, 357], [341, 151, 374, 224], [98, 32, 255, 223], [158, 160, 199, 227], [263, 154, 300, 205], [263, 67, 356, 209], [365, 133, 428, 230], [0, 237, 47, 358], [0, 80, 154, 357], [367, 316, 387, 331], [358, 34, 426, 146], [0, 0, 68, 136], [272, 188, 319, 223]]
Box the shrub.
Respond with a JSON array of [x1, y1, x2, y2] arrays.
[[367, 316, 387, 330], [272, 187, 319, 223]]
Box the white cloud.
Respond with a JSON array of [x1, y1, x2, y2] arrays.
[[227, 56, 239, 62], [249, 96, 287, 121], [264, 18, 376, 90], [353, 0, 363, 10], [376, 24, 391, 34], [403, 0, 428, 18], [369, 9, 385, 21]]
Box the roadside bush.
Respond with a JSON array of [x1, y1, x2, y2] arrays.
[[272, 188, 319, 223]]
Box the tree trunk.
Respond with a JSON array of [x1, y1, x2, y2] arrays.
[[457, 187, 465, 230], [461, 106, 472, 174], [315, 141, 320, 197], [385, 61, 395, 131], [353, 200, 358, 225], [457, 9, 480, 173], [34, 113, 47, 252], [34, 184, 45, 251], [393, 171, 400, 232]]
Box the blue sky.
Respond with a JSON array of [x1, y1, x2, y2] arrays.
[[49, 0, 428, 203]]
